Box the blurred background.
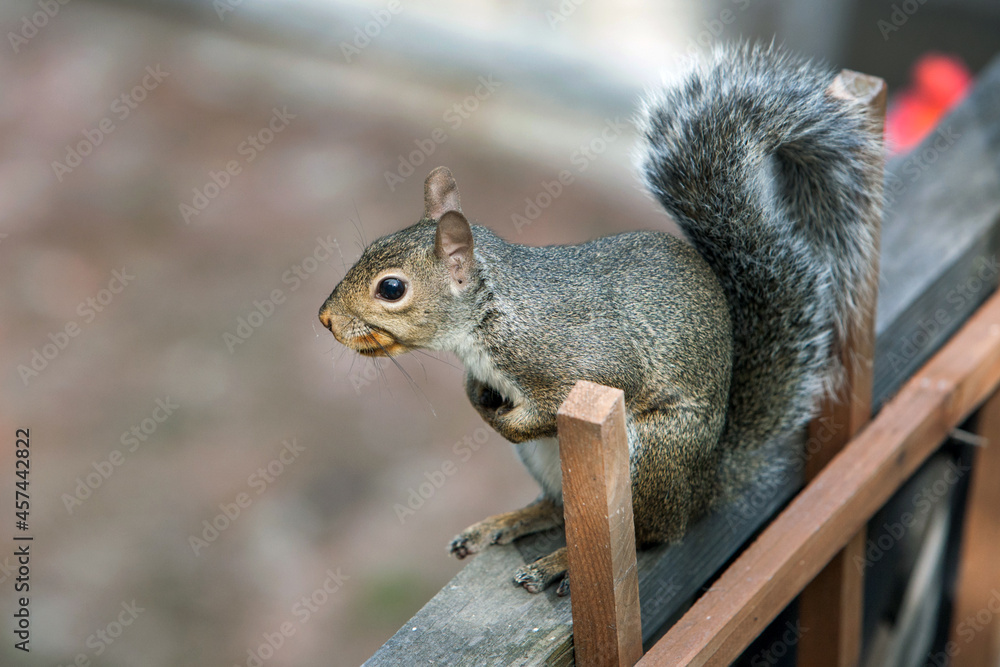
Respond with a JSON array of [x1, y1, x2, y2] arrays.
[[0, 0, 998, 665]]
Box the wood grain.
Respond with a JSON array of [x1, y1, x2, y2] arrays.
[[558, 380, 643, 666], [637, 288, 1000, 666], [798, 69, 887, 667], [873, 54, 1000, 406], [949, 388, 1000, 666], [363, 446, 801, 667]]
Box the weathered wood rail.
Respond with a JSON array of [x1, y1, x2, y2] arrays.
[[365, 54, 1000, 667]]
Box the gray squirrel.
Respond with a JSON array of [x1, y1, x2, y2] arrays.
[[318, 43, 881, 594]]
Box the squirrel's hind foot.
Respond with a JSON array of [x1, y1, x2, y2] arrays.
[[513, 547, 568, 594]]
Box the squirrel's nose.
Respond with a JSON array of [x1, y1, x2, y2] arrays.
[[318, 303, 334, 331]]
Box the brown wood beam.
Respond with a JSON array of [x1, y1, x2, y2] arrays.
[[948, 388, 1000, 666], [559, 380, 643, 667], [798, 69, 888, 667]]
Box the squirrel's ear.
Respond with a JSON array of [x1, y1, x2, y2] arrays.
[[424, 166, 462, 220], [435, 210, 474, 286]]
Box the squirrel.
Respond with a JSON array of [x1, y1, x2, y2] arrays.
[[318, 43, 881, 595]]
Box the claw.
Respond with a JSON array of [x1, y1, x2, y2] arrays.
[[448, 536, 473, 559], [448, 529, 490, 560], [512, 546, 568, 593], [513, 563, 555, 594], [513, 569, 546, 594]]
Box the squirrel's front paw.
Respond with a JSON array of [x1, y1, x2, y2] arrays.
[[448, 524, 503, 559], [449, 499, 564, 561], [467, 379, 512, 421], [513, 547, 568, 594]]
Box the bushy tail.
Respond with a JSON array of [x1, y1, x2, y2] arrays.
[[638, 43, 882, 495]]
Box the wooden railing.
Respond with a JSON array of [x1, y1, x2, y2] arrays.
[[796, 69, 885, 667]]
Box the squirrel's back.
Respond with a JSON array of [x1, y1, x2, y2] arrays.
[[638, 43, 882, 495]]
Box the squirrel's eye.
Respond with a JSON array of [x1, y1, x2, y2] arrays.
[[376, 277, 406, 301]]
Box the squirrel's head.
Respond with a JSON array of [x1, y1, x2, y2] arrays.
[[318, 166, 477, 357]]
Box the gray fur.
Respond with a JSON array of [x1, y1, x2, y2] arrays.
[[457, 226, 734, 545], [319, 42, 881, 558], [637, 43, 881, 501]]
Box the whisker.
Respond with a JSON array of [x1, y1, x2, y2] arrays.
[[373, 358, 391, 400], [351, 198, 369, 246], [349, 214, 366, 254], [413, 349, 462, 372], [411, 353, 429, 384], [369, 337, 437, 418], [335, 237, 348, 275]]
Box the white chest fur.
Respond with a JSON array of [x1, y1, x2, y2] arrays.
[[514, 437, 563, 502], [442, 334, 563, 498], [448, 335, 524, 406]]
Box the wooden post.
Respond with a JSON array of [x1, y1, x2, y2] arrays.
[[949, 388, 1000, 666], [797, 69, 887, 667], [558, 380, 643, 667]]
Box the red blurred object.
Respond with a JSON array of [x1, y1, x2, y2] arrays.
[[885, 53, 972, 154]]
